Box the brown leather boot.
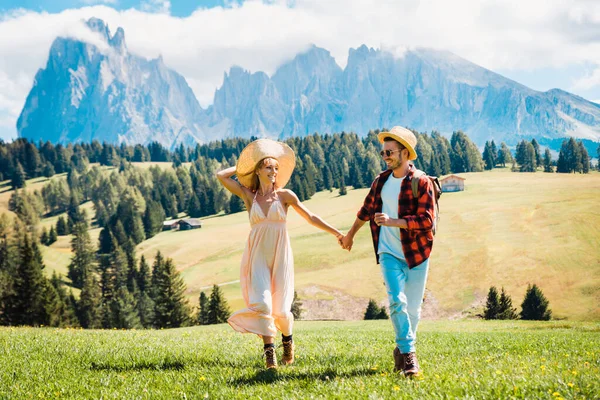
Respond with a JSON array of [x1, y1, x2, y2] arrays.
[[403, 352, 420, 376], [393, 347, 405, 372], [264, 346, 277, 369], [281, 338, 294, 365]]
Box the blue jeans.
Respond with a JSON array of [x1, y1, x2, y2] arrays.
[[379, 253, 429, 353]]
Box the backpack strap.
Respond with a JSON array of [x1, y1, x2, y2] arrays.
[[411, 170, 425, 198]]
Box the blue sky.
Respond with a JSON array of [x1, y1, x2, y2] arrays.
[[0, 0, 229, 17], [1, 0, 599, 141]]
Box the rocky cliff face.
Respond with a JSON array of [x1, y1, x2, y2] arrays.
[[18, 18, 206, 149], [18, 19, 600, 148]]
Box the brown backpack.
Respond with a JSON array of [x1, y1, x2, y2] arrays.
[[411, 170, 442, 235]]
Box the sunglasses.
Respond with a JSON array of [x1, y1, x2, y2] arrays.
[[380, 149, 404, 157]]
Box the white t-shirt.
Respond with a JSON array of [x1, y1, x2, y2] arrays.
[[377, 173, 406, 260]]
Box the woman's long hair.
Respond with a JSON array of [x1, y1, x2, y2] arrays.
[[248, 157, 279, 192]]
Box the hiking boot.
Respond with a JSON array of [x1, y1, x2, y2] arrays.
[[281, 338, 294, 365], [393, 347, 405, 372], [403, 352, 420, 376], [264, 346, 277, 369]]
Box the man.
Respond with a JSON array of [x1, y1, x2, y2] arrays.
[[341, 126, 436, 377]]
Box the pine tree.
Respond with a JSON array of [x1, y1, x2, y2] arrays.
[[578, 142, 590, 174], [482, 141, 494, 170], [111, 285, 141, 329], [490, 140, 498, 167], [338, 177, 347, 196], [520, 284, 552, 321], [228, 194, 245, 214], [291, 291, 303, 320], [48, 272, 79, 327], [483, 286, 500, 320], [77, 272, 103, 328], [497, 287, 518, 320], [67, 222, 96, 289], [556, 144, 568, 173], [48, 226, 57, 245], [40, 227, 49, 246], [531, 138, 541, 168], [364, 299, 380, 320], [519, 142, 537, 172], [97, 228, 114, 254], [56, 215, 69, 236], [187, 193, 203, 217], [13, 236, 48, 325], [11, 161, 26, 189], [197, 291, 209, 325], [207, 284, 231, 324], [143, 200, 165, 239], [376, 306, 389, 320], [151, 253, 191, 328], [543, 148, 553, 172], [136, 255, 155, 328]]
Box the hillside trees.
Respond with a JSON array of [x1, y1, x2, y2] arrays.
[[520, 284, 552, 320], [0, 216, 77, 327], [556, 138, 590, 173], [206, 284, 231, 325], [151, 251, 191, 328]]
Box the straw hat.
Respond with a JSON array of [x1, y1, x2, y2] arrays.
[[236, 139, 296, 190], [377, 126, 418, 160]]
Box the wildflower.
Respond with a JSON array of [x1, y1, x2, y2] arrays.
[[370, 367, 378, 371], [552, 392, 560, 397], [572, 370, 577, 376], [393, 386, 400, 391], [540, 365, 546, 371], [567, 383, 574, 388], [199, 377, 206, 381]]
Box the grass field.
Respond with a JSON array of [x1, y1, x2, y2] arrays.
[[0, 320, 598, 398], [2, 167, 599, 320]]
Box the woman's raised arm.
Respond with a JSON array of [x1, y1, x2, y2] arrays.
[[216, 166, 249, 201]]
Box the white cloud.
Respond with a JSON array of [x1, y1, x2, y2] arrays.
[[1, 0, 600, 140], [140, 0, 171, 14], [572, 67, 600, 91]]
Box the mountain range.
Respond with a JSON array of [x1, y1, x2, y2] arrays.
[[17, 18, 600, 150]]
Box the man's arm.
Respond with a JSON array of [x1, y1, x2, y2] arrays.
[[341, 217, 367, 250], [403, 177, 435, 232]]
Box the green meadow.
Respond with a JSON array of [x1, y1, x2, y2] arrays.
[[1, 167, 599, 320], [1, 320, 598, 398]]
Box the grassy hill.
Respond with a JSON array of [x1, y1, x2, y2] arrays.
[[1, 320, 598, 398], [2, 167, 599, 320], [137, 167, 600, 320]]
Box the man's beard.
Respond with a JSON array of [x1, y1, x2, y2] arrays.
[[386, 159, 402, 170]]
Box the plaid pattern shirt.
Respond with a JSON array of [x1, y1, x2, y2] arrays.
[[357, 165, 436, 269]]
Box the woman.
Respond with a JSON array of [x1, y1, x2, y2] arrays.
[[216, 139, 344, 369]]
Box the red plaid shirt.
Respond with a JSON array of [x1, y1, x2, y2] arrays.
[[357, 165, 436, 269]]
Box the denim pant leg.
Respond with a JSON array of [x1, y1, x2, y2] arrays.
[[405, 258, 429, 341], [379, 253, 429, 353]]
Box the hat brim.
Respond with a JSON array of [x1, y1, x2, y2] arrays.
[[236, 139, 296, 190], [377, 132, 418, 160]]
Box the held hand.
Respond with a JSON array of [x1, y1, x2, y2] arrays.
[[336, 233, 347, 251], [374, 212, 392, 227], [340, 234, 353, 251]]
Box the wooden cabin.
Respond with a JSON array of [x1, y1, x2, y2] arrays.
[[440, 174, 466, 192]]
